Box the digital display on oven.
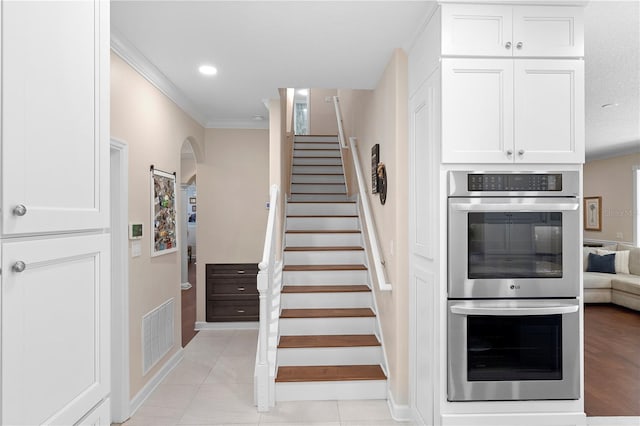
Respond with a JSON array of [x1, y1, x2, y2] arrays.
[[468, 174, 563, 192]]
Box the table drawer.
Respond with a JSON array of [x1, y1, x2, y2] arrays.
[[207, 282, 257, 296], [206, 300, 259, 322]]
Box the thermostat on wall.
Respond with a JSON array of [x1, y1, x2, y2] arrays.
[[129, 223, 143, 240]]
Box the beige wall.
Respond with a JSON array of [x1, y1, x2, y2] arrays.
[[196, 128, 270, 322], [110, 52, 206, 397], [337, 49, 410, 404], [584, 151, 640, 243], [309, 88, 339, 135]]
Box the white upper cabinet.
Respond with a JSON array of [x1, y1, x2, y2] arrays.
[[442, 58, 584, 164], [442, 4, 584, 57], [1, 1, 109, 236]]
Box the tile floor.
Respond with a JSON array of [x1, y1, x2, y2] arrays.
[[119, 330, 408, 426]]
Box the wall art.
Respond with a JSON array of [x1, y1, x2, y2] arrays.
[[151, 166, 178, 256]]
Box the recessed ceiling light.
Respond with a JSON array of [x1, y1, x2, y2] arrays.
[[253, 115, 265, 121], [297, 89, 309, 96], [601, 103, 619, 108], [198, 65, 218, 76]]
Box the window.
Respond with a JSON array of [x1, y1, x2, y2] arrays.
[[634, 166, 640, 245]]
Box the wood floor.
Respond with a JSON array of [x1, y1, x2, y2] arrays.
[[584, 304, 640, 416], [181, 261, 198, 347]]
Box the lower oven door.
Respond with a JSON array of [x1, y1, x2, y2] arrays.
[[448, 299, 580, 401]]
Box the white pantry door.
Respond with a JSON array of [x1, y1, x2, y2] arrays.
[[1, 234, 110, 425], [1, 0, 109, 236]]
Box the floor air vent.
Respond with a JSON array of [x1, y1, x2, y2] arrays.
[[142, 298, 175, 374]]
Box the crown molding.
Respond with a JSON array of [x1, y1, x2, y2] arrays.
[[110, 29, 208, 128], [206, 119, 269, 130], [586, 140, 640, 162]]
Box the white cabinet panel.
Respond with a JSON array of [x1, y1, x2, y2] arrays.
[[441, 4, 512, 57], [1, 234, 110, 426], [513, 6, 584, 57], [442, 59, 514, 163], [1, 0, 109, 236], [77, 398, 111, 426], [514, 60, 585, 163]]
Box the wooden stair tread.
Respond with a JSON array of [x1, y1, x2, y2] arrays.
[[283, 264, 367, 271], [293, 156, 341, 159], [276, 365, 386, 382], [291, 192, 347, 195], [292, 182, 345, 185], [282, 285, 370, 293], [292, 172, 344, 176], [295, 148, 341, 151], [292, 164, 342, 167], [287, 215, 357, 218], [280, 308, 375, 319], [288, 201, 355, 204], [284, 246, 363, 251], [286, 230, 361, 234], [278, 334, 380, 348]]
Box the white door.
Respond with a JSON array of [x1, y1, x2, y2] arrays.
[[513, 6, 584, 58], [441, 4, 513, 57], [514, 59, 585, 163], [1, 0, 109, 236], [1, 234, 110, 425], [441, 58, 514, 163]]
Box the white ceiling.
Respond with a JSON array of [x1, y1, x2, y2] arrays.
[[111, 0, 640, 158]]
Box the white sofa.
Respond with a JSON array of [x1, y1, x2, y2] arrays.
[[583, 243, 640, 311]]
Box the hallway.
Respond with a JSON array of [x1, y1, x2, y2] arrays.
[[120, 330, 407, 425]]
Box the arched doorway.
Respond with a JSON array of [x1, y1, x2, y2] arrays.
[[180, 140, 198, 346]]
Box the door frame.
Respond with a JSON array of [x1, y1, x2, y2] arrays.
[[110, 138, 130, 422]]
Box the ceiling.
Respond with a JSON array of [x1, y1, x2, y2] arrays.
[[111, 0, 640, 159]]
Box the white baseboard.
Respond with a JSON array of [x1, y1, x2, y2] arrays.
[[195, 321, 259, 330], [441, 412, 586, 426], [587, 417, 640, 425], [387, 389, 411, 422], [129, 348, 184, 417]]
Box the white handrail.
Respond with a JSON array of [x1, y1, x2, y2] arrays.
[[333, 96, 347, 149], [349, 136, 392, 291], [256, 184, 279, 411]]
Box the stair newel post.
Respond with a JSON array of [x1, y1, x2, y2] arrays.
[[256, 184, 279, 412]]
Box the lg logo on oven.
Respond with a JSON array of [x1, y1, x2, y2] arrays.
[[510, 284, 521, 290]]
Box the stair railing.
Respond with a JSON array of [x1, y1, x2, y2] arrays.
[[255, 184, 281, 411]]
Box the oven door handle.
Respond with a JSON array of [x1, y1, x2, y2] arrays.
[[450, 305, 579, 316], [449, 202, 579, 212]]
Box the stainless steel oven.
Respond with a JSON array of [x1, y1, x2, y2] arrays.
[[448, 299, 580, 401], [448, 171, 581, 299]]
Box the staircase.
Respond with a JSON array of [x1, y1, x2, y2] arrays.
[[275, 134, 387, 401]]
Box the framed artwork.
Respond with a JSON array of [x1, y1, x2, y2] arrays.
[[151, 166, 178, 256], [189, 197, 196, 204], [584, 196, 602, 231], [192, 205, 196, 212]]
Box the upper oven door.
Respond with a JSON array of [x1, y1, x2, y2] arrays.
[[448, 197, 580, 299]]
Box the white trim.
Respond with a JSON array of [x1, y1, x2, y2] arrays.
[[584, 238, 634, 247], [441, 412, 586, 426], [586, 142, 640, 162], [634, 165, 639, 246], [388, 390, 412, 422], [206, 118, 269, 130], [129, 349, 184, 417], [110, 30, 207, 127], [195, 321, 259, 330], [587, 417, 640, 425], [110, 139, 130, 424]]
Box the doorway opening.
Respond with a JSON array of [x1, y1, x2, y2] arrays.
[[180, 140, 198, 347]]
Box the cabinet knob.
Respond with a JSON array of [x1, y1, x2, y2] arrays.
[[12, 261, 26, 273], [518, 149, 525, 156], [516, 42, 523, 50], [237, 287, 246, 291], [237, 309, 246, 314], [505, 41, 512, 50], [506, 149, 513, 156], [237, 270, 245, 274], [13, 204, 27, 217]]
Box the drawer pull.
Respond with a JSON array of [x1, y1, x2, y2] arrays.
[[237, 270, 245, 274], [237, 287, 246, 291], [237, 309, 246, 313]]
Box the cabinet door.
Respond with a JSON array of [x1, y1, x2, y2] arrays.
[[1, 0, 109, 236], [513, 6, 584, 57], [1, 234, 110, 425], [441, 4, 513, 57], [514, 60, 584, 163], [441, 59, 514, 163]]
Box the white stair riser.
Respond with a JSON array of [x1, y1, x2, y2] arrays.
[[277, 346, 382, 366], [283, 270, 368, 285], [292, 165, 343, 174], [291, 184, 346, 194], [275, 380, 386, 401], [294, 149, 341, 158], [289, 194, 350, 202], [293, 158, 342, 166], [287, 203, 356, 216], [284, 250, 365, 265], [285, 233, 362, 247], [294, 136, 339, 143], [294, 143, 340, 150], [291, 175, 345, 184], [281, 292, 371, 309], [279, 317, 375, 335], [286, 217, 358, 231]]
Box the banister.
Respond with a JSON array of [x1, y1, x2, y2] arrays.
[[258, 185, 279, 276], [349, 136, 392, 291], [333, 95, 350, 197]]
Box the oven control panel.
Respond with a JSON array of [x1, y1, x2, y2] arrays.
[[468, 174, 562, 192]]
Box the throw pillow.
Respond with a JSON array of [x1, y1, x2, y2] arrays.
[[583, 247, 599, 272], [596, 249, 630, 274], [586, 253, 616, 274]]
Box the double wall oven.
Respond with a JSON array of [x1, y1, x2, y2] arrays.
[[447, 171, 581, 402]]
